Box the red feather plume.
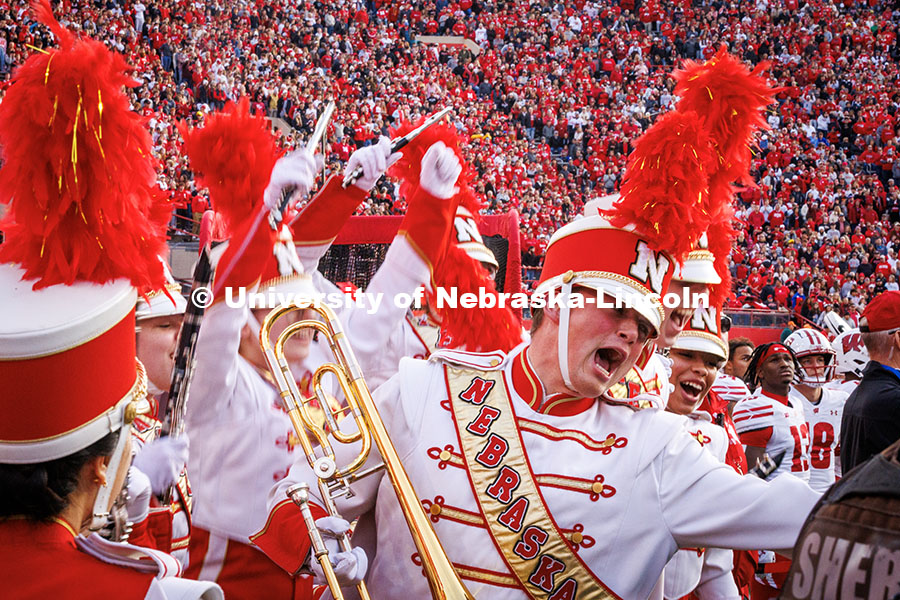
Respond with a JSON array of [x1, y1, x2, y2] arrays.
[[606, 111, 716, 261], [180, 97, 281, 232], [674, 48, 777, 185], [387, 118, 481, 215], [433, 246, 523, 353], [705, 184, 737, 308], [0, 0, 167, 292], [389, 118, 521, 352]]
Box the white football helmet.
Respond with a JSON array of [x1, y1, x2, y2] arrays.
[[832, 329, 869, 380], [784, 328, 836, 387]]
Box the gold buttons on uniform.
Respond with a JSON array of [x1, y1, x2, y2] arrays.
[[439, 450, 452, 462], [571, 532, 583, 544], [591, 482, 605, 495], [490, 359, 500, 367], [429, 504, 442, 516]]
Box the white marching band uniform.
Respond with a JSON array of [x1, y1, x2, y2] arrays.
[[663, 413, 740, 600], [265, 344, 819, 599]]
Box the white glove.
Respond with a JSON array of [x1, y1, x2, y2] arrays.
[[132, 435, 189, 495], [345, 136, 402, 191], [124, 466, 152, 524], [263, 149, 324, 211], [420, 141, 462, 199], [309, 516, 368, 587], [659, 354, 673, 378]]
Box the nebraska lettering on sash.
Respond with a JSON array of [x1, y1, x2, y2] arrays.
[[445, 365, 620, 599], [467, 405, 501, 436], [459, 376, 495, 405]]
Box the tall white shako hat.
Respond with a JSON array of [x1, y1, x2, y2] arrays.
[[535, 194, 677, 390], [675, 231, 721, 285], [593, 193, 721, 287], [0, 1, 168, 530], [454, 206, 499, 270], [136, 257, 188, 320], [672, 304, 729, 361]]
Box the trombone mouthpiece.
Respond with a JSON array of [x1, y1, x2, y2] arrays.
[[286, 482, 310, 503]]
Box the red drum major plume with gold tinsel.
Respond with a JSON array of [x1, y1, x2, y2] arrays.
[[675, 48, 777, 306], [607, 49, 776, 306], [0, 0, 168, 293]]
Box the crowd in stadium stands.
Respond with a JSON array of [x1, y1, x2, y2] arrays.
[[1, 0, 898, 328]]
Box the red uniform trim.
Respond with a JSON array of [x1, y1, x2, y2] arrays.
[[739, 427, 774, 448], [397, 187, 459, 274], [289, 176, 366, 245], [211, 208, 276, 300], [249, 498, 327, 576], [187, 525, 316, 600], [510, 346, 595, 416]]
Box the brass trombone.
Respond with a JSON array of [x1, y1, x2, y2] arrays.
[[259, 298, 474, 600]]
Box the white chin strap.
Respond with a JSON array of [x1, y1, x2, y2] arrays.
[[557, 281, 574, 391], [88, 415, 130, 532]]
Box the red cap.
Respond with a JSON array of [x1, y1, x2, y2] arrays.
[[860, 290, 900, 333]]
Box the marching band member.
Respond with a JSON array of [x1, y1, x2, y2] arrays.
[[131, 260, 192, 565], [178, 100, 350, 598], [179, 100, 466, 597], [784, 329, 848, 492], [0, 3, 220, 597], [255, 193, 820, 599], [253, 65, 821, 595], [662, 306, 741, 600]]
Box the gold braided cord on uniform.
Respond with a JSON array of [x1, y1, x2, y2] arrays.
[[141, 282, 182, 300], [517, 418, 625, 453], [685, 249, 715, 262], [680, 330, 728, 356]]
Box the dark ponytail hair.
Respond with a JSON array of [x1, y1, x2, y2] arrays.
[[0, 431, 119, 521]]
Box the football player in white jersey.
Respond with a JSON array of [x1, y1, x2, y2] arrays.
[[784, 329, 848, 493], [733, 342, 812, 599], [734, 343, 811, 481]]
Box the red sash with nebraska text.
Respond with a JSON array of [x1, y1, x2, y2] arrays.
[[445, 365, 619, 600]]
